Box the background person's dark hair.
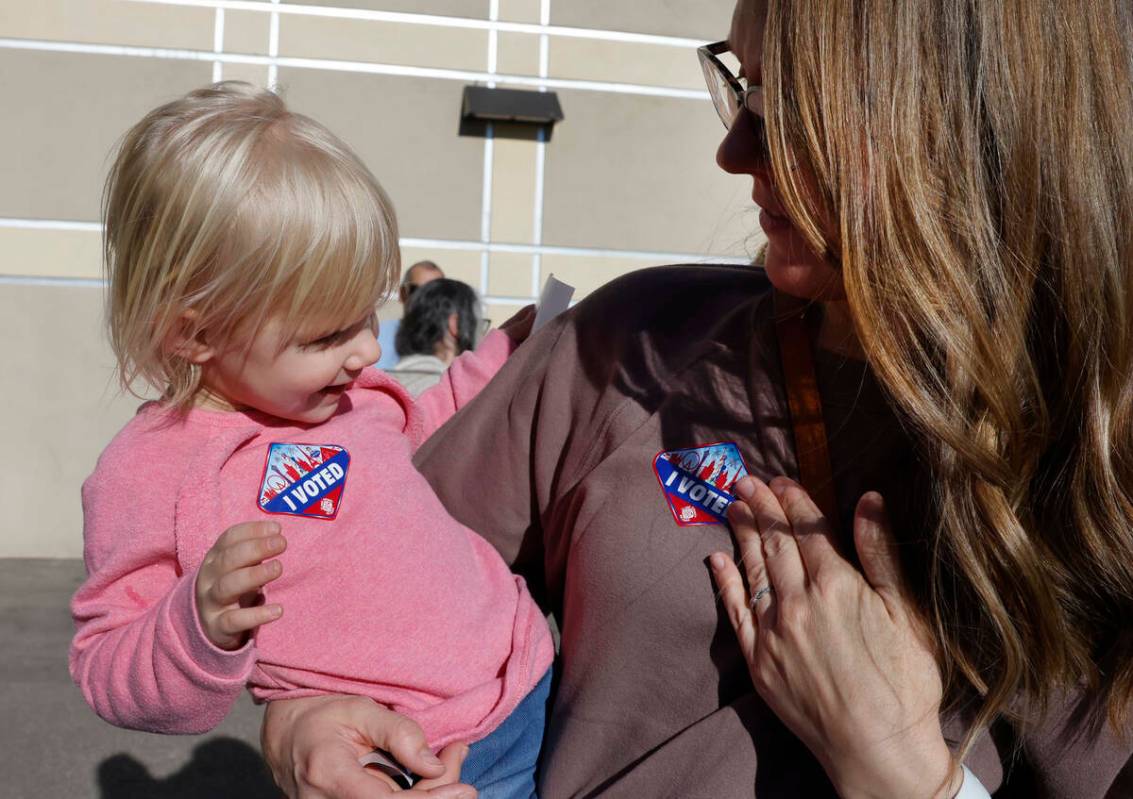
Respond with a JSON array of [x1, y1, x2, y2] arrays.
[[394, 278, 480, 359]]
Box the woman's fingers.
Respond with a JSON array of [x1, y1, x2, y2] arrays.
[[315, 758, 475, 799], [325, 760, 405, 797], [767, 477, 843, 580], [404, 784, 478, 798], [737, 477, 806, 595], [852, 492, 904, 602], [499, 304, 536, 344], [725, 496, 775, 625], [260, 695, 476, 799], [307, 702, 474, 798], [353, 703, 448, 780], [710, 552, 758, 654], [413, 743, 472, 791]]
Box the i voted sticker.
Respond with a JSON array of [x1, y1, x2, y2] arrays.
[[652, 442, 749, 526], [257, 443, 350, 520]]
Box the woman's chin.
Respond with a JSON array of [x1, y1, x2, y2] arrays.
[[763, 241, 845, 302]]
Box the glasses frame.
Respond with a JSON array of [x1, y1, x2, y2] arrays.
[[698, 41, 763, 131]]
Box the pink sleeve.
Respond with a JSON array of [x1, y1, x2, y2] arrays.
[[411, 328, 515, 443], [69, 457, 254, 734]]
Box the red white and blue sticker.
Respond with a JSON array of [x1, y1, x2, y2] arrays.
[[257, 443, 350, 520], [652, 442, 750, 526]]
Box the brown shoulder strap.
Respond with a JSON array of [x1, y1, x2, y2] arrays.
[[772, 291, 839, 532]]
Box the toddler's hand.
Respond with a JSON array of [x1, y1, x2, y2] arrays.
[[498, 304, 536, 345], [195, 521, 287, 650]]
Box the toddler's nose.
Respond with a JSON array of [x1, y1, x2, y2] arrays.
[[345, 329, 381, 371]]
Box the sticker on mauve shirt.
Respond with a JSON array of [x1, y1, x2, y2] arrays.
[[257, 443, 350, 520], [652, 442, 750, 526]]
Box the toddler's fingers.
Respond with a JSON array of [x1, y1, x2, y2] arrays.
[[215, 603, 283, 638], [217, 533, 287, 574], [210, 559, 283, 606], [214, 520, 281, 549]]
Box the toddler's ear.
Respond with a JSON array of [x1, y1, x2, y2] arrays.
[[165, 308, 215, 364]]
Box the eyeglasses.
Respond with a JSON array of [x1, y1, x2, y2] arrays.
[[698, 41, 768, 155]]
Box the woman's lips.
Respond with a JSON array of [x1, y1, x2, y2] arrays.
[[759, 208, 793, 234]]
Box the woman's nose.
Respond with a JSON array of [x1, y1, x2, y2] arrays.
[[716, 110, 767, 177]]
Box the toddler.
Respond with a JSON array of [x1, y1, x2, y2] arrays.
[[70, 83, 553, 798]]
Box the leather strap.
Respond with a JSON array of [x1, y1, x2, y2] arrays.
[[772, 291, 839, 532]]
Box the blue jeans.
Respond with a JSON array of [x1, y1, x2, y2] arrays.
[[460, 668, 552, 799]]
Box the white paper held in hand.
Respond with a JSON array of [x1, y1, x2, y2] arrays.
[[358, 749, 415, 788], [533, 274, 575, 333]]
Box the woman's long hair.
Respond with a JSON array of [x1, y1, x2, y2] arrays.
[[762, 0, 1133, 747]]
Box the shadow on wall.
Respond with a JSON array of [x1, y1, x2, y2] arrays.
[[97, 738, 278, 799]]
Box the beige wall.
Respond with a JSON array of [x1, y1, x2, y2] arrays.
[[0, 0, 761, 557], [0, 284, 141, 557]]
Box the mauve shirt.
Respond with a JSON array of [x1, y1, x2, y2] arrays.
[[415, 264, 1133, 798]]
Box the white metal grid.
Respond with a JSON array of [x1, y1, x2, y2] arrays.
[[0, 0, 748, 303], [211, 7, 224, 80], [131, 0, 708, 48], [0, 37, 710, 100]]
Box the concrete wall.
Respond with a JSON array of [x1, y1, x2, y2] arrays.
[[0, 0, 762, 557]]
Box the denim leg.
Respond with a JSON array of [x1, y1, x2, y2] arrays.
[[460, 669, 552, 799]]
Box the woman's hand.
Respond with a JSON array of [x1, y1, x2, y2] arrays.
[[497, 304, 536, 345], [261, 694, 475, 799], [709, 476, 961, 799]]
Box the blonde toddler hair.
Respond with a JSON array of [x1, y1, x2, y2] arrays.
[[103, 81, 399, 409]]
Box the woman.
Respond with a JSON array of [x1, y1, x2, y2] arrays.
[[390, 278, 485, 396], [260, 0, 1133, 796]]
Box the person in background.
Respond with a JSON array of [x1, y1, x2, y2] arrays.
[[389, 279, 486, 397], [375, 260, 445, 369], [400, 260, 444, 304]]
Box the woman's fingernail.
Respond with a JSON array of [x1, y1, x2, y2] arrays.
[[734, 477, 756, 500], [420, 748, 443, 766], [709, 553, 727, 570]]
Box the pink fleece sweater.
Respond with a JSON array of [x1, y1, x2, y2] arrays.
[[70, 330, 554, 748]]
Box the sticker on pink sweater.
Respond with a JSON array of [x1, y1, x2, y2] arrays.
[[257, 443, 350, 520]]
